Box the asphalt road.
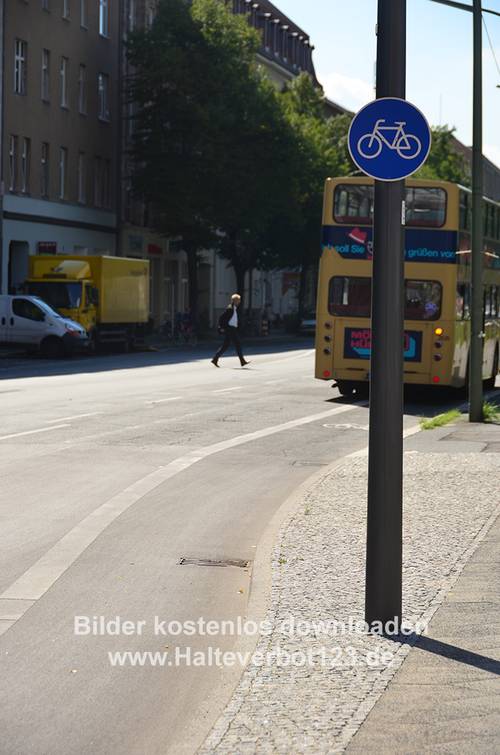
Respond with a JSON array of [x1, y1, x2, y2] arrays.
[[0, 342, 471, 755]]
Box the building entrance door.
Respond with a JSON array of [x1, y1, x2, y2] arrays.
[[8, 241, 30, 293]]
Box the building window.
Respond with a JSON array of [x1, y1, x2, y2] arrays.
[[41, 49, 50, 101], [128, 0, 135, 30], [263, 14, 271, 49], [59, 147, 68, 199], [14, 40, 27, 95], [42, 0, 50, 10], [145, 1, 155, 29], [9, 136, 18, 192], [78, 64, 87, 114], [21, 138, 31, 194], [60, 57, 69, 107], [78, 152, 86, 203], [99, 0, 109, 37], [80, 0, 87, 27], [63, 0, 70, 19], [281, 26, 289, 60], [41, 142, 50, 197], [98, 73, 110, 121]]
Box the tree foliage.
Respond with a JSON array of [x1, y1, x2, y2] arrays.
[[415, 125, 469, 185], [261, 75, 354, 314], [126, 1, 472, 327]]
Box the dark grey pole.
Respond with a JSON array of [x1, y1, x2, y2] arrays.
[[469, 0, 484, 422], [365, 0, 406, 629]]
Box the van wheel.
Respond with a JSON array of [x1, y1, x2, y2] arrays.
[[484, 348, 499, 392], [41, 337, 65, 359]]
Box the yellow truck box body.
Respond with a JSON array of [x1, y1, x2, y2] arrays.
[[28, 255, 150, 325]]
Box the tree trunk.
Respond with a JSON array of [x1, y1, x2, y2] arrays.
[[234, 266, 246, 304], [185, 241, 199, 332]]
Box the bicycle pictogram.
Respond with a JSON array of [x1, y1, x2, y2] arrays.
[[357, 119, 422, 160]]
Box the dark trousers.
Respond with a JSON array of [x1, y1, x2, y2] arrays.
[[214, 327, 245, 363]]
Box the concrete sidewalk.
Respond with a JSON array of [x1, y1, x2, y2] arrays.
[[201, 413, 500, 754], [348, 510, 500, 753]]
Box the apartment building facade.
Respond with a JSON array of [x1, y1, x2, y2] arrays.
[[0, 0, 119, 294]]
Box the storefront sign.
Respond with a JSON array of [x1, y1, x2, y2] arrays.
[[37, 241, 57, 254]]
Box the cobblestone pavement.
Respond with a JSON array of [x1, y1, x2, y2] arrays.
[[200, 419, 500, 754]]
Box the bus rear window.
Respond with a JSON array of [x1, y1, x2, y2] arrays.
[[328, 277, 442, 320], [329, 277, 371, 317], [333, 185, 447, 227]]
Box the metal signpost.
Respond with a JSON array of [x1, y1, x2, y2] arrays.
[[348, 0, 431, 629]]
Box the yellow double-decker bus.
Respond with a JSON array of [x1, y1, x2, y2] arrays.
[[315, 177, 500, 395]]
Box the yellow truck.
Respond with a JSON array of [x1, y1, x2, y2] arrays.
[[26, 255, 150, 350]]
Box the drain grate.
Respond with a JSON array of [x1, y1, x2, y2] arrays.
[[178, 557, 250, 569]]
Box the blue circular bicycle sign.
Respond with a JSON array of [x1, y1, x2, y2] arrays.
[[348, 98, 431, 181]]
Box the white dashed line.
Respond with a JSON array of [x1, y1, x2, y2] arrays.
[[213, 387, 244, 394], [46, 412, 102, 424], [0, 424, 71, 441], [145, 397, 182, 405]]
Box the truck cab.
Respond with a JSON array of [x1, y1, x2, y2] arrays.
[[26, 260, 98, 336]]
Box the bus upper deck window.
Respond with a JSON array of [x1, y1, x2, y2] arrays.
[[333, 185, 374, 225], [405, 188, 446, 228]]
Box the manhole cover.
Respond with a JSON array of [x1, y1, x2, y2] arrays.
[[178, 557, 250, 569]]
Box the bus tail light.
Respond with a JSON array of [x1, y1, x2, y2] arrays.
[[432, 376, 441, 383], [434, 341, 443, 349], [325, 322, 332, 329], [324, 335, 332, 343], [433, 354, 442, 362], [323, 348, 332, 355], [323, 370, 331, 378], [434, 327, 444, 336]]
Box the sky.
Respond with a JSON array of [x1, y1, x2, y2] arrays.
[[276, 0, 500, 168]]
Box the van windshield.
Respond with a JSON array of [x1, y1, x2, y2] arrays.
[[31, 297, 64, 319], [27, 282, 82, 310]]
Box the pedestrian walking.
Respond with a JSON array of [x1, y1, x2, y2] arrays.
[[211, 294, 250, 368]]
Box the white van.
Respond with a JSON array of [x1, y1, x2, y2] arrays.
[[0, 295, 88, 358]]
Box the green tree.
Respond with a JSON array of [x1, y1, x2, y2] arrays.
[[126, 0, 222, 327], [127, 0, 297, 319], [191, 0, 299, 307], [415, 125, 469, 184], [264, 75, 353, 316]]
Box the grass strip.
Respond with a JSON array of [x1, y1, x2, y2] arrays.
[[420, 409, 461, 430], [483, 401, 500, 423]]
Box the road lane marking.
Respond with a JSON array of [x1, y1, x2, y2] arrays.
[[264, 380, 287, 385], [145, 397, 182, 405], [0, 400, 367, 627], [46, 412, 102, 424], [0, 424, 70, 441], [213, 387, 244, 394]]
